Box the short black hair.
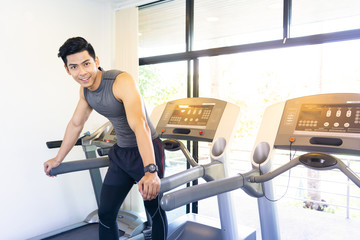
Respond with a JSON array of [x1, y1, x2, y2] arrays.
[[58, 37, 96, 66]]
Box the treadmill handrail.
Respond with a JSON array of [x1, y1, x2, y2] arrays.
[[160, 152, 360, 211], [160, 174, 245, 211], [49, 157, 110, 176], [250, 152, 360, 188], [159, 166, 205, 194], [46, 137, 84, 149], [163, 139, 198, 167]]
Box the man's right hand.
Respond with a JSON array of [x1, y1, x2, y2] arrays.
[[43, 158, 61, 177]]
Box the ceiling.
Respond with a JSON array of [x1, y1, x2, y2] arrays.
[[99, 0, 161, 9]]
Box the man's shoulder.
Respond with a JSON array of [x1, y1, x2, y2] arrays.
[[103, 69, 124, 81]]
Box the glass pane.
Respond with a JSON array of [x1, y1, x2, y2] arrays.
[[199, 39, 360, 154], [292, 0, 360, 37], [194, 0, 283, 50], [139, 61, 187, 112], [197, 40, 360, 226], [138, 0, 185, 57]]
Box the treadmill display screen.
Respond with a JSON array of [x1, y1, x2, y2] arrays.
[[166, 104, 214, 129], [295, 103, 360, 134]]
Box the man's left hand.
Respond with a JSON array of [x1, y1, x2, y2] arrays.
[[138, 172, 161, 200]]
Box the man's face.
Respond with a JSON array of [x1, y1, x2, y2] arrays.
[[65, 50, 100, 90]]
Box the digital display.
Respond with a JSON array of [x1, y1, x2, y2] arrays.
[[295, 104, 360, 134], [166, 104, 214, 128]]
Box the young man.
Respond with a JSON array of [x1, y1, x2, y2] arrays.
[[43, 37, 168, 240]]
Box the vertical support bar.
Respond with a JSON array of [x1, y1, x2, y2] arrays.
[[83, 145, 103, 208], [211, 137, 240, 239], [191, 141, 199, 214], [217, 192, 240, 239], [187, 61, 192, 98], [186, 0, 194, 98], [257, 183, 281, 240], [186, 141, 191, 214], [186, 0, 199, 214], [346, 158, 350, 219], [283, 0, 292, 41], [193, 58, 199, 97], [89, 169, 103, 208], [192, 58, 199, 214], [185, 0, 194, 53]]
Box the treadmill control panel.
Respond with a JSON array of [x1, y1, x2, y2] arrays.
[[102, 127, 117, 145], [294, 104, 360, 134], [167, 104, 214, 129], [84, 123, 117, 149], [155, 98, 227, 142], [274, 93, 360, 154]]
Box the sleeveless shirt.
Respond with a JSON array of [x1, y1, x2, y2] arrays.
[[84, 68, 158, 148]]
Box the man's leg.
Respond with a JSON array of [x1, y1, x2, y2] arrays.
[[144, 194, 168, 240], [98, 168, 134, 240]]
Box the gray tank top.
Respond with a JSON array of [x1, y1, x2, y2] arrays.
[[84, 68, 158, 147]]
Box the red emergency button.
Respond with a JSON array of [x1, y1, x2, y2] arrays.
[[199, 131, 203, 135], [289, 137, 295, 143], [161, 128, 165, 133]]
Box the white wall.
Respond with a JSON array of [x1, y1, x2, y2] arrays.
[[0, 1, 114, 239]]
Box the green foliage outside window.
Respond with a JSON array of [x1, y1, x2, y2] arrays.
[[139, 65, 180, 109]]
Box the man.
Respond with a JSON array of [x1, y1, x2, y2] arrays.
[[43, 37, 167, 240]]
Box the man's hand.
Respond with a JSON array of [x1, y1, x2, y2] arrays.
[[43, 158, 61, 177], [138, 172, 161, 201]]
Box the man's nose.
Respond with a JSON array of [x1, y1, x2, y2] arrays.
[[79, 65, 87, 75]]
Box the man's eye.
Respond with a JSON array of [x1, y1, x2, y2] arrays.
[[84, 62, 90, 66], [70, 66, 77, 70]]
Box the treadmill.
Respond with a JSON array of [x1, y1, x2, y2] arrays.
[[29, 122, 149, 240], [150, 97, 256, 240], [159, 93, 360, 240]]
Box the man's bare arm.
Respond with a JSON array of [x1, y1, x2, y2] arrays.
[[113, 72, 160, 200], [44, 88, 93, 176]]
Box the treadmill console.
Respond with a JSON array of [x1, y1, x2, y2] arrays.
[[294, 103, 360, 134], [274, 93, 360, 154], [95, 126, 117, 156], [155, 98, 227, 142], [102, 127, 117, 146], [81, 122, 117, 156]]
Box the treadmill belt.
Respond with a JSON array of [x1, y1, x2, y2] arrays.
[[43, 223, 99, 240]]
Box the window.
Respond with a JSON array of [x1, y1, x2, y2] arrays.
[[138, 0, 185, 57], [194, 0, 283, 49], [139, 62, 187, 112], [292, 0, 360, 37], [138, 1, 360, 238]]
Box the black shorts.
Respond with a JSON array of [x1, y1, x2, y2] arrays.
[[104, 137, 165, 185]]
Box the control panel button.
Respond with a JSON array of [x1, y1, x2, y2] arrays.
[[346, 110, 352, 117], [336, 110, 341, 117], [326, 110, 331, 117]]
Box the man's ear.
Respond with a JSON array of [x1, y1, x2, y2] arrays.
[[95, 56, 100, 68], [64, 64, 71, 75]]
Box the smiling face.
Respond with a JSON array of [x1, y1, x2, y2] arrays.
[[65, 50, 101, 91]]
